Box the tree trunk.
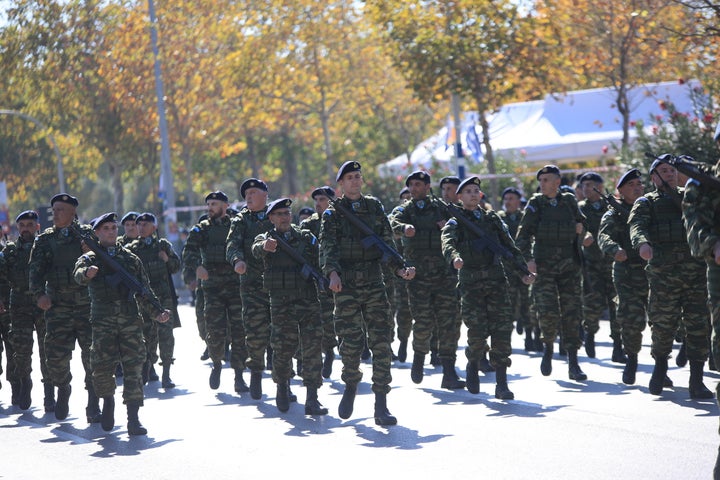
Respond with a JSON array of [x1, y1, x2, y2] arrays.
[[107, 158, 124, 214], [477, 109, 499, 208]]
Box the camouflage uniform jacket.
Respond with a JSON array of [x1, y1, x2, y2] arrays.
[[126, 235, 180, 300], [226, 206, 273, 285], [389, 196, 448, 263], [683, 167, 720, 262], [0, 237, 35, 306]]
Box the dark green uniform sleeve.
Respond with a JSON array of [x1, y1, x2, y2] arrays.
[[597, 210, 621, 257], [683, 181, 720, 260], [440, 217, 461, 265], [515, 196, 541, 260], [628, 196, 653, 250]]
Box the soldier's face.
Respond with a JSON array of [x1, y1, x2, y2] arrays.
[[269, 208, 292, 232], [207, 200, 227, 219], [458, 185, 482, 209], [244, 188, 268, 212], [52, 202, 76, 228], [122, 220, 138, 239], [95, 222, 118, 247], [441, 183, 458, 203], [538, 174, 561, 198], [407, 179, 430, 200], [581, 181, 602, 202], [618, 178, 644, 203], [338, 171, 363, 199], [314, 195, 330, 214], [651, 164, 678, 189], [503, 193, 521, 213], [17, 219, 38, 242], [137, 220, 156, 238]]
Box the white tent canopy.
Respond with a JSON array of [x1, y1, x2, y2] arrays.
[[378, 80, 701, 178]]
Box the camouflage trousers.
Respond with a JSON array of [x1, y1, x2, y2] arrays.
[[392, 276, 413, 341], [333, 278, 393, 394], [407, 263, 460, 359], [318, 293, 337, 352], [458, 269, 513, 367], [534, 257, 583, 350], [10, 299, 49, 381], [44, 301, 93, 388], [142, 296, 175, 366], [706, 263, 720, 408], [90, 309, 146, 404], [647, 261, 709, 361], [613, 260, 649, 355], [507, 272, 530, 329], [583, 258, 620, 339], [204, 279, 246, 370], [195, 286, 207, 341], [269, 294, 322, 388], [0, 308, 18, 383], [240, 280, 271, 372]]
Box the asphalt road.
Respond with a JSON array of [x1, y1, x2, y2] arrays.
[[1, 304, 718, 480]]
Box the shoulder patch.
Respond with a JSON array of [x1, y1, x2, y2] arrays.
[[323, 209, 332, 217], [394, 206, 404, 213], [446, 219, 457, 226], [636, 196, 649, 203], [192, 225, 201, 232]]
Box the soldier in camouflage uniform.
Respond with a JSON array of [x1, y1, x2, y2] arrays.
[[226, 178, 274, 400], [252, 198, 328, 415], [389, 186, 414, 364], [0, 211, 53, 411], [441, 177, 534, 398], [628, 158, 712, 398], [0, 247, 19, 405], [498, 187, 536, 352], [119, 212, 140, 246], [320, 161, 415, 425], [515, 165, 588, 381], [183, 192, 248, 393], [597, 169, 653, 385], [390, 170, 464, 390], [578, 172, 625, 363], [127, 213, 181, 390], [28, 193, 99, 422], [73, 212, 170, 435], [300, 186, 338, 378]]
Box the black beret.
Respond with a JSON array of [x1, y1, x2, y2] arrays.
[[135, 212, 157, 224], [91, 212, 117, 230], [298, 207, 315, 217], [579, 172, 604, 184], [439, 176, 461, 187], [50, 193, 79, 207], [456, 176, 482, 195], [267, 197, 292, 215], [616, 168, 642, 189], [336, 161, 362, 182], [240, 178, 268, 199], [501, 187, 522, 199], [311, 186, 335, 199], [536, 165, 561, 179], [205, 190, 229, 203], [649, 154, 675, 174], [399, 186, 410, 198], [120, 211, 140, 225], [715, 122, 720, 143], [15, 210, 39, 222], [405, 170, 431, 186]]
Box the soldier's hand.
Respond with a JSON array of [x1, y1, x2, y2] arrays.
[[453, 257, 464, 270], [397, 266, 415, 280], [80, 240, 91, 254], [196, 265, 209, 281], [713, 240, 720, 265], [582, 232, 594, 247], [85, 265, 99, 279], [404, 225, 416, 238], [329, 271, 342, 293], [37, 294, 52, 311], [155, 309, 171, 323], [158, 250, 169, 262], [234, 260, 247, 275], [527, 260, 537, 275], [522, 273, 536, 285], [575, 222, 584, 235], [614, 249, 628, 262], [264, 238, 278, 252], [639, 243, 653, 261]]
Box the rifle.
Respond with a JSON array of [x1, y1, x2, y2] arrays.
[[166, 269, 182, 328], [656, 153, 720, 191], [71, 224, 165, 314], [593, 187, 630, 222], [432, 191, 532, 278], [330, 196, 409, 268], [268, 229, 329, 292]]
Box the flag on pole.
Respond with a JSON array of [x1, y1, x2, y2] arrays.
[[444, 117, 456, 151], [466, 124, 483, 162]]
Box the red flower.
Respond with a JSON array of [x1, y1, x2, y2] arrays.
[[629, 121, 636, 127], [655, 115, 663, 122], [678, 78, 685, 85], [703, 114, 714, 124], [658, 100, 667, 110], [652, 126, 658, 135], [601, 145, 608, 154]]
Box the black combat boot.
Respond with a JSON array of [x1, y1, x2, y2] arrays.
[[689, 360, 715, 399], [10, 380, 20, 406], [411, 352, 425, 384], [148, 364, 160, 382], [648, 356, 668, 395], [478, 351, 495, 373], [440, 358, 466, 390], [101, 396, 115, 432], [494, 365, 514, 400], [524, 328, 534, 352], [55, 385, 71, 420], [288, 380, 297, 402], [541, 343, 553, 376], [429, 350, 440, 367], [234, 368, 249, 393], [86, 384, 102, 423], [249, 370, 263, 399], [568, 349, 587, 381], [209, 361, 222, 390], [126, 403, 147, 436], [322, 348, 334, 379], [43, 382, 55, 413], [533, 327, 544, 352], [141, 360, 150, 385], [676, 341, 688, 367], [18, 376, 32, 410], [304, 387, 328, 416], [200, 346, 209, 361], [709, 350, 717, 371], [275, 382, 290, 412], [397, 338, 408, 363], [373, 392, 397, 426], [265, 346, 272, 368], [612, 338, 627, 364], [338, 383, 357, 419], [622, 353, 638, 385], [161, 364, 175, 389], [558, 336, 567, 356], [465, 359, 480, 394], [115, 363, 124, 378], [584, 333, 596, 358], [516, 317, 524, 335]]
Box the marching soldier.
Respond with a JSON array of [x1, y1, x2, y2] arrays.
[[119, 212, 140, 246]]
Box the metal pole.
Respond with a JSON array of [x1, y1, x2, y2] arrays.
[[147, 0, 176, 231], [451, 93, 465, 180], [0, 109, 65, 192]]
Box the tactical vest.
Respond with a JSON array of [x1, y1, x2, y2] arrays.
[[648, 194, 687, 245], [611, 209, 642, 264], [5, 240, 34, 306], [534, 194, 577, 258], [498, 211, 521, 239], [47, 228, 85, 292], [241, 210, 273, 281], [581, 200, 607, 261], [262, 230, 316, 297], [401, 200, 444, 259], [456, 210, 501, 268], [336, 197, 384, 263], [131, 238, 170, 295], [301, 214, 321, 237], [201, 219, 232, 272], [85, 250, 140, 317]]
